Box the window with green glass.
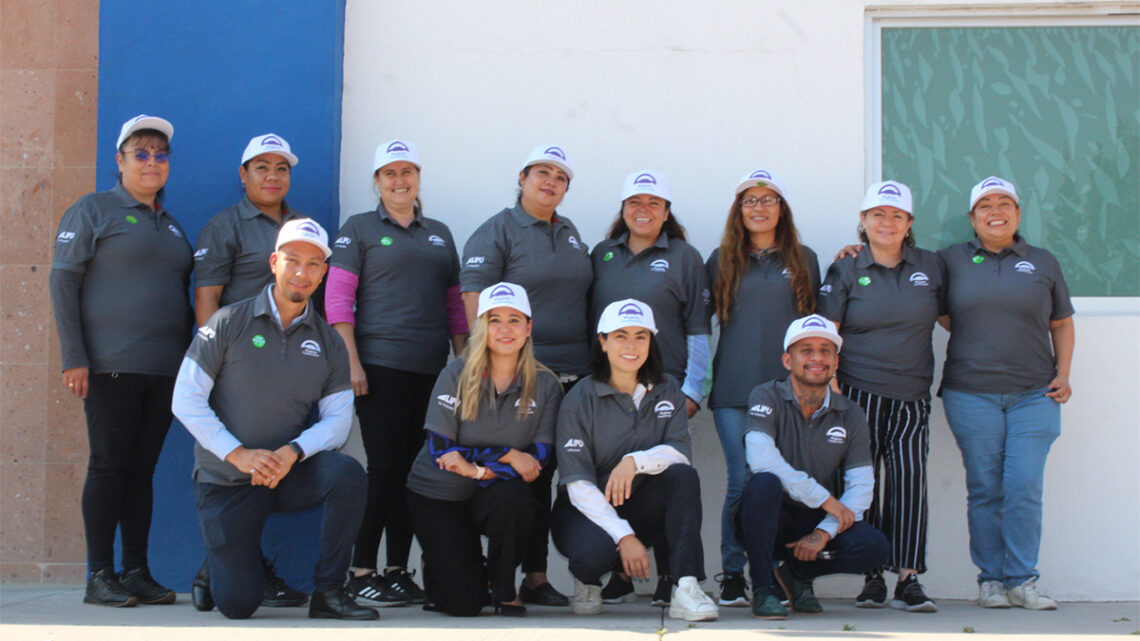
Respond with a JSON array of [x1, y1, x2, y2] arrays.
[[881, 26, 1139, 296]]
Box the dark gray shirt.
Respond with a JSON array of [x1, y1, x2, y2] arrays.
[[706, 246, 820, 408], [193, 197, 304, 307], [460, 205, 593, 375], [556, 375, 691, 490], [405, 358, 562, 501], [330, 205, 459, 374], [50, 184, 193, 376], [185, 286, 351, 485], [590, 233, 710, 380], [938, 236, 1074, 394], [746, 379, 872, 502], [818, 245, 944, 401]]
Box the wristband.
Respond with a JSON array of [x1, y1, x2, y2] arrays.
[[474, 465, 487, 480], [288, 441, 305, 462]]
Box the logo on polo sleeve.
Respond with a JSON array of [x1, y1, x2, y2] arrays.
[[56, 231, 76, 244], [197, 326, 216, 342], [514, 398, 538, 415], [909, 272, 930, 287], [1014, 261, 1036, 274], [465, 256, 485, 267], [251, 334, 266, 348], [194, 248, 209, 259], [649, 259, 670, 273], [380, 236, 393, 246], [300, 339, 322, 357], [826, 426, 847, 444], [562, 438, 584, 452], [749, 403, 773, 417], [654, 400, 675, 419], [168, 224, 183, 237], [436, 394, 458, 411], [428, 234, 447, 247], [334, 236, 351, 248]]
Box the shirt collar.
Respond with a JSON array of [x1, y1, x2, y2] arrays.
[[591, 377, 655, 400], [238, 196, 297, 222], [854, 243, 919, 269], [618, 231, 670, 252], [377, 201, 424, 227], [509, 203, 555, 228], [255, 284, 312, 329], [111, 182, 163, 213], [967, 234, 1029, 257], [774, 378, 832, 419]]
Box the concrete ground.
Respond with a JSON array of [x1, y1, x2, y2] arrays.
[[1, 586, 1138, 640]]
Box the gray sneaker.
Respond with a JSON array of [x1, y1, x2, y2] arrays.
[[978, 580, 1011, 608], [571, 579, 603, 615], [1007, 578, 1057, 610]]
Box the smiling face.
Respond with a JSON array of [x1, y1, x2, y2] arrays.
[[240, 153, 291, 211], [860, 205, 913, 249], [518, 163, 569, 214], [485, 307, 532, 358], [269, 241, 327, 304], [969, 194, 1021, 248], [375, 161, 420, 210], [599, 326, 652, 378], [739, 185, 781, 236], [116, 133, 170, 203], [782, 337, 838, 389], [621, 194, 669, 244]]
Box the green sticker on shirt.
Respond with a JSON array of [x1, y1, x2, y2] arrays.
[[380, 236, 393, 246], [972, 255, 985, 264], [251, 335, 266, 348], [858, 276, 871, 286], [603, 251, 614, 262], [125, 215, 138, 224]]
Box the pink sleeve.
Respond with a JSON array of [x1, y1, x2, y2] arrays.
[[325, 265, 358, 326], [446, 284, 469, 335]]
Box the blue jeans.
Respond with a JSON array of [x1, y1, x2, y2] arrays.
[[942, 387, 1060, 587], [713, 408, 750, 574]]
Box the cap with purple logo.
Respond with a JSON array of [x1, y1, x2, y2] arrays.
[[969, 176, 1019, 210], [522, 144, 574, 181], [861, 180, 913, 215], [275, 218, 331, 258], [783, 314, 843, 352], [597, 299, 658, 334], [621, 170, 672, 202], [734, 168, 786, 200], [117, 114, 174, 150], [241, 133, 299, 167], [373, 139, 421, 173], [476, 282, 532, 318]]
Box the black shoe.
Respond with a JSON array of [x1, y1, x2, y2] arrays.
[[120, 566, 176, 605], [519, 581, 570, 606], [601, 573, 636, 604], [84, 568, 138, 607], [774, 563, 822, 614], [347, 571, 410, 607], [891, 574, 937, 613], [309, 587, 380, 620], [494, 601, 527, 617], [650, 575, 672, 607], [262, 557, 308, 607], [384, 568, 429, 605], [191, 559, 214, 611], [716, 571, 749, 607], [855, 573, 887, 608]]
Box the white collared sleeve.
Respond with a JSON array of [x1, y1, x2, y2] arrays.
[[744, 431, 831, 508], [681, 334, 710, 402], [172, 357, 243, 461], [628, 445, 690, 475], [292, 389, 355, 457], [567, 480, 635, 544], [815, 465, 875, 537]]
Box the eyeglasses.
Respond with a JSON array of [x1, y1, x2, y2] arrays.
[[742, 195, 780, 208], [127, 149, 171, 163]]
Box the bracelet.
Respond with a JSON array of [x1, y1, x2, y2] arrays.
[[474, 465, 487, 480]]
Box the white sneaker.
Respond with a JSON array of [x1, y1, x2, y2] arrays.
[[1007, 579, 1057, 610], [978, 580, 1011, 608], [669, 576, 719, 622], [571, 579, 603, 615]]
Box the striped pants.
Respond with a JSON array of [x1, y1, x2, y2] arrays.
[[841, 383, 931, 574]]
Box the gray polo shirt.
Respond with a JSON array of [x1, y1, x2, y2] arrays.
[[330, 204, 460, 374], [590, 234, 711, 380], [746, 379, 872, 502], [938, 236, 1074, 395], [706, 246, 820, 408], [818, 245, 944, 401], [460, 205, 594, 375], [185, 286, 351, 485], [556, 375, 692, 490], [50, 184, 193, 376], [193, 197, 304, 307], [405, 358, 563, 501]]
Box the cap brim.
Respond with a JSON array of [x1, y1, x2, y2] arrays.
[[278, 238, 331, 259], [244, 150, 300, 167], [735, 180, 783, 198], [785, 330, 842, 353], [970, 187, 1019, 210], [524, 159, 574, 181], [118, 116, 174, 149], [477, 302, 531, 318]]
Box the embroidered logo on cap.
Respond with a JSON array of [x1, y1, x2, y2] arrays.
[[260, 135, 284, 148], [749, 170, 772, 181], [618, 302, 645, 322], [633, 173, 657, 186], [543, 146, 566, 160], [297, 221, 320, 236], [802, 315, 828, 329], [980, 177, 1006, 189], [387, 141, 410, 154], [489, 284, 516, 300]]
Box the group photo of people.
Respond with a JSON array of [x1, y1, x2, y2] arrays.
[[48, 113, 1076, 624]]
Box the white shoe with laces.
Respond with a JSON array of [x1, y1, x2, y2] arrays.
[[978, 580, 1011, 608], [1007, 578, 1057, 610], [571, 579, 603, 615], [669, 576, 719, 622]]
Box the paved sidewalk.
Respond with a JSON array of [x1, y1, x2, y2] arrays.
[[1, 586, 1137, 640]]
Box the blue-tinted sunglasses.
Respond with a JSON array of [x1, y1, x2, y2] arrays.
[[128, 149, 171, 163]]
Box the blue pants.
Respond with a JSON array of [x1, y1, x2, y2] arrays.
[[942, 387, 1060, 587], [736, 472, 889, 592], [194, 451, 366, 619], [712, 407, 750, 574]]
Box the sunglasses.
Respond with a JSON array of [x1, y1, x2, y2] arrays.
[[126, 149, 171, 163]]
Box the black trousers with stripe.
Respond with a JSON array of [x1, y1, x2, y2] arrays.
[[841, 382, 931, 574]]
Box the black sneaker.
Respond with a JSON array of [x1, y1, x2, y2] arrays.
[[347, 571, 409, 607], [716, 571, 750, 607], [120, 566, 176, 605], [262, 558, 308, 607], [84, 568, 137, 607], [891, 574, 937, 613], [601, 573, 636, 604], [309, 586, 380, 620], [650, 575, 672, 607], [384, 568, 428, 605], [854, 573, 887, 608]]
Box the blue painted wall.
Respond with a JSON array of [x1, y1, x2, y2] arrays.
[[97, 1, 346, 592]]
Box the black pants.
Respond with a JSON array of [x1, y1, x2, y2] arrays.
[[551, 464, 705, 585], [352, 364, 437, 570], [195, 452, 366, 619], [407, 479, 535, 616], [82, 372, 174, 573]]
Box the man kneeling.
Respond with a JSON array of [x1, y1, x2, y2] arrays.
[[736, 315, 889, 619]]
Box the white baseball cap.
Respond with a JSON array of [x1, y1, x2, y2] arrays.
[[783, 314, 843, 353], [522, 144, 574, 181], [241, 133, 299, 167], [117, 114, 173, 149], [597, 299, 658, 334], [861, 180, 913, 215], [734, 168, 786, 200], [969, 176, 1020, 210], [275, 218, 331, 259], [476, 282, 532, 318], [621, 170, 672, 202], [373, 139, 421, 172]]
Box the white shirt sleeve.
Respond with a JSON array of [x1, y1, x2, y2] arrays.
[[681, 334, 710, 402], [815, 464, 875, 537], [567, 480, 635, 544], [628, 445, 690, 475], [744, 430, 832, 508], [172, 357, 243, 461], [292, 389, 355, 457]]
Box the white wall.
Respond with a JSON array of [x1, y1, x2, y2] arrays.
[[340, 0, 1139, 601]]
